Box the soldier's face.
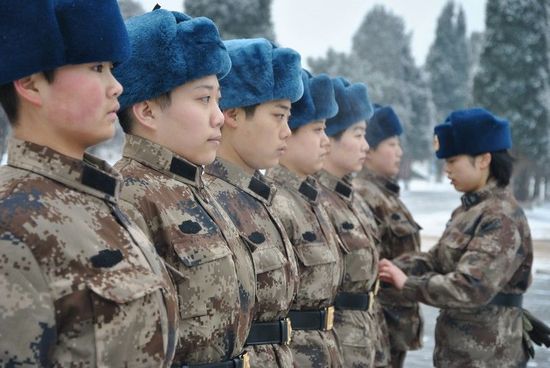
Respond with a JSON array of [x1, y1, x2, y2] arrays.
[[444, 154, 489, 193], [280, 120, 330, 176], [39, 62, 122, 152], [325, 121, 369, 176], [153, 75, 223, 165], [365, 136, 402, 178], [231, 99, 292, 170]]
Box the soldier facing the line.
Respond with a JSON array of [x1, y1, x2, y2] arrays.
[[354, 106, 423, 368], [379, 108, 533, 368], [0, 1, 178, 366], [113, 8, 256, 368], [266, 70, 344, 367]]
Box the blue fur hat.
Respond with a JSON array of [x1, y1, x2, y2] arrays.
[[366, 105, 403, 148], [0, 0, 130, 84], [219, 38, 304, 110], [114, 9, 231, 110], [434, 108, 512, 159], [325, 77, 373, 137], [289, 70, 339, 130]]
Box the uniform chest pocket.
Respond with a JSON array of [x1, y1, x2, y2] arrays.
[[388, 214, 420, 238], [294, 241, 336, 267], [172, 238, 237, 319], [250, 244, 287, 274], [84, 267, 166, 366]]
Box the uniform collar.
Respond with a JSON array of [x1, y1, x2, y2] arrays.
[[316, 169, 354, 202], [460, 180, 500, 209], [7, 139, 121, 203], [267, 165, 319, 204], [359, 169, 400, 196], [205, 157, 276, 204], [123, 134, 203, 188]]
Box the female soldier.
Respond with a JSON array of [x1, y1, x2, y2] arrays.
[[379, 108, 533, 368], [113, 9, 256, 368], [266, 70, 343, 367], [354, 106, 423, 368], [316, 77, 390, 367]]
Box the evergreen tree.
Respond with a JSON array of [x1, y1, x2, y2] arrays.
[[0, 111, 8, 162], [184, 0, 276, 41], [425, 1, 470, 123], [467, 31, 484, 105], [352, 6, 435, 172], [473, 0, 550, 201], [307, 48, 354, 79]]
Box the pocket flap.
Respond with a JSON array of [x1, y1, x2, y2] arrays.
[[251, 245, 286, 274], [173, 239, 232, 267], [86, 267, 163, 304], [388, 215, 420, 238], [294, 241, 336, 267]]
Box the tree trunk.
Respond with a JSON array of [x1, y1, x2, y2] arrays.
[[513, 160, 532, 202], [533, 171, 542, 201]]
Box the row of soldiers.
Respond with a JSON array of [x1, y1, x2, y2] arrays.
[[0, 1, 540, 368]]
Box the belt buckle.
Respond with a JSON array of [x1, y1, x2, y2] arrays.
[[241, 351, 250, 368], [373, 278, 380, 296], [324, 306, 335, 331], [368, 291, 375, 312], [281, 317, 292, 345]]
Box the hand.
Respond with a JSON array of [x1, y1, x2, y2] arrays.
[[379, 259, 408, 290]]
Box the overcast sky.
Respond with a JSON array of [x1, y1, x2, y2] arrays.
[[138, 0, 486, 66]]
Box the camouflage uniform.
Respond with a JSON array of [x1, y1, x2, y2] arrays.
[[267, 165, 344, 367], [316, 170, 390, 368], [115, 135, 256, 365], [354, 170, 423, 367], [396, 180, 533, 368], [204, 158, 299, 368], [0, 139, 178, 367]]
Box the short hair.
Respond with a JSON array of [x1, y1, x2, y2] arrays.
[[329, 129, 345, 141], [0, 70, 56, 125], [117, 91, 172, 134], [242, 104, 258, 120], [489, 150, 514, 187]]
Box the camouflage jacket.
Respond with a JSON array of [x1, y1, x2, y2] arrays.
[[354, 170, 423, 351], [397, 181, 533, 367], [115, 135, 256, 365], [204, 158, 299, 368], [267, 165, 343, 367], [316, 170, 390, 367], [0, 139, 178, 367]]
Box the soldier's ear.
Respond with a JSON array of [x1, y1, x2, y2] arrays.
[[131, 100, 159, 132], [477, 152, 492, 170], [13, 73, 44, 107], [223, 108, 241, 129]]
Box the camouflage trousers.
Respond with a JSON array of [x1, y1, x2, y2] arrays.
[[246, 343, 293, 368], [333, 309, 376, 368], [290, 329, 343, 367]]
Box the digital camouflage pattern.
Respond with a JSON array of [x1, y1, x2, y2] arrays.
[[267, 165, 343, 367], [354, 170, 423, 366], [204, 158, 299, 368], [115, 135, 256, 365], [396, 180, 533, 368], [316, 170, 390, 368], [0, 139, 178, 367]]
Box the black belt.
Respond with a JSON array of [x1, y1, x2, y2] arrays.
[[245, 318, 292, 346], [172, 352, 250, 368], [488, 292, 523, 308], [334, 292, 373, 311], [288, 306, 335, 331]]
